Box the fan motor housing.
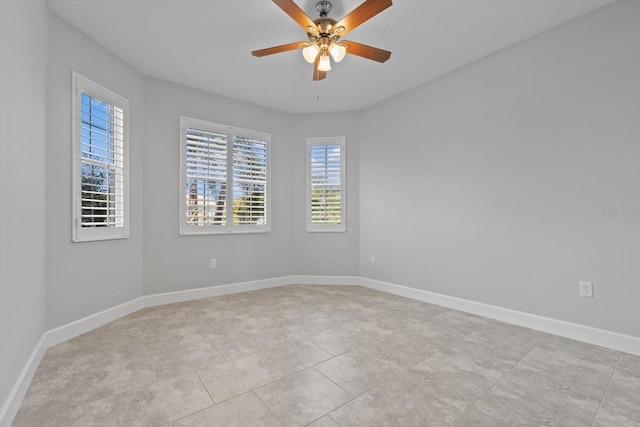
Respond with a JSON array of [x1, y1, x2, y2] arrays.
[[314, 17, 338, 36]]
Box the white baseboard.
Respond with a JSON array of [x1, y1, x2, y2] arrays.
[[0, 335, 45, 427], [3, 275, 639, 427], [286, 275, 361, 286], [143, 276, 361, 308], [357, 277, 640, 356], [144, 276, 289, 308], [43, 297, 144, 349]]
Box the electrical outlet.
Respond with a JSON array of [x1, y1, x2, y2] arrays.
[[210, 258, 217, 269], [579, 281, 593, 297], [370, 254, 376, 264]]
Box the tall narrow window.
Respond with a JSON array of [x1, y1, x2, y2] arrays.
[[306, 137, 346, 232], [72, 72, 129, 242], [180, 117, 270, 235]]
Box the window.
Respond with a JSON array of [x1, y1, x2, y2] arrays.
[[180, 117, 270, 235], [72, 72, 129, 242], [306, 137, 346, 232]]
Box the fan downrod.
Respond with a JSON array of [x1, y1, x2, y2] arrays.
[[315, 1, 332, 17]]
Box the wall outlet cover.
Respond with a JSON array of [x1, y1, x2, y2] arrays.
[[579, 281, 593, 297]]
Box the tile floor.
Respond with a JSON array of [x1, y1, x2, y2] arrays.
[[12, 284, 640, 426]]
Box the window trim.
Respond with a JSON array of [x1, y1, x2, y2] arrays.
[[179, 116, 271, 235], [306, 136, 346, 233], [71, 71, 130, 242]]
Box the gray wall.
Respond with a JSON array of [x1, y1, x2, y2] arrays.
[[142, 78, 293, 295], [358, 0, 640, 337], [45, 13, 145, 328], [0, 0, 48, 408], [289, 114, 360, 276]]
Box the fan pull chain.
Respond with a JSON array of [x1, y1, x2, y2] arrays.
[[316, 80, 320, 102]]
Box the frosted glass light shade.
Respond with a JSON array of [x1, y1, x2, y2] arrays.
[[318, 54, 332, 71], [329, 43, 347, 62], [302, 45, 320, 63]]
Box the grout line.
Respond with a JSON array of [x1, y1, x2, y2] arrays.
[[167, 373, 216, 425], [589, 351, 622, 427], [114, 389, 119, 426], [311, 366, 352, 396], [194, 371, 216, 407], [309, 365, 380, 420], [252, 390, 286, 427], [314, 364, 413, 420], [448, 332, 549, 425]]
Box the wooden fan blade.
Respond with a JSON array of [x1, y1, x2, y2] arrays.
[[252, 42, 304, 57], [272, 0, 316, 32], [334, 0, 392, 38], [313, 55, 326, 81], [343, 40, 391, 63]]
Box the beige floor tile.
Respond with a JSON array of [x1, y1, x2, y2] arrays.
[[289, 309, 355, 332], [315, 342, 407, 394], [11, 377, 68, 427], [75, 323, 143, 352], [615, 352, 640, 380], [11, 403, 68, 427], [197, 353, 286, 403], [452, 373, 601, 427], [412, 345, 511, 390], [306, 326, 377, 356], [197, 339, 331, 403], [151, 340, 225, 380], [308, 415, 340, 427], [211, 330, 292, 359], [60, 396, 117, 427], [505, 335, 618, 402], [452, 336, 620, 427], [426, 321, 544, 376], [592, 377, 640, 427], [67, 355, 157, 407], [30, 340, 78, 386], [172, 392, 282, 427], [332, 329, 523, 427], [257, 339, 332, 373], [14, 375, 68, 411], [340, 317, 401, 338], [372, 331, 445, 366], [593, 353, 640, 427], [16, 401, 124, 427], [116, 372, 213, 426], [330, 369, 456, 427], [255, 368, 352, 427]]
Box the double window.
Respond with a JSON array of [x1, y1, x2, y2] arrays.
[[72, 72, 129, 242], [180, 117, 270, 235], [306, 137, 346, 232]]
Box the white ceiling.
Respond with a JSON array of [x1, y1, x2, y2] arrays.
[[47, 0, 614, 114]]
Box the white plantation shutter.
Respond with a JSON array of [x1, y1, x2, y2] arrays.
[[180, 117, 270, 235], [73, 72, 129, 242], [185, 128, 228, 226], [79, 94, 125, 227], [306, 137, 346, 232], [232, 136, 267, 225]]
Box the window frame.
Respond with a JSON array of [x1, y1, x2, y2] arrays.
[[306, 136, 346, 233], [71, 71, 130, 242], [179, 116, 271, 236]]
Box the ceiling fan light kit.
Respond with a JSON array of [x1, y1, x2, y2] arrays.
[[252, 0, 392, 80], [318, 53, 332, 71]]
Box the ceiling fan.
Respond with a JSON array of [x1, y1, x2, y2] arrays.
[[252, 0, 392, 80]]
